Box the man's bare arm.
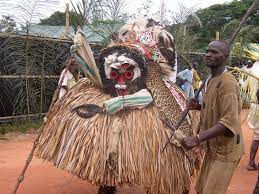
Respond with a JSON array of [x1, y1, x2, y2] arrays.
[[181, 123, 232, 150]]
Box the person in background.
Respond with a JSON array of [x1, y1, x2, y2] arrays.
[[247, 88, 259, 171], [168, 56, 178, 83], [240, 60, 253, 75], [58, 57, 78, 100], [43, 57, 79, 123], [177, 66, 194, 98], [246, 60, 254, 69], [192, 62, 201, 92], [192, 61, 202, 103]]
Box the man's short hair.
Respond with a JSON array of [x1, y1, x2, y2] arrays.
[[209, 40, 230, 57], [220, 40, 230, 55]]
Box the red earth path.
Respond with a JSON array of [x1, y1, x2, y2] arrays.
[[0, 110, 258, 194]]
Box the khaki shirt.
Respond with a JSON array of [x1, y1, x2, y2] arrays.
[[200, 71, 244, 161]]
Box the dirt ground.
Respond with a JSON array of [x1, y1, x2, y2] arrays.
[[0, 111, 258, 194]]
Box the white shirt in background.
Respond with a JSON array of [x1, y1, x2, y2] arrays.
[[58, 69, 76, 100], [177, 68, 194, 98]]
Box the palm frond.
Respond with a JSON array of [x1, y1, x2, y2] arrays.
[[0, 0, 59, 27], [227, 66, 259, 104]]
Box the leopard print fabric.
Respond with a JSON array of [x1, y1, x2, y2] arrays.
[[146, 62, 192, 137]]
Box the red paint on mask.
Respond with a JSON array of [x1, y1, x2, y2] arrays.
[[118, 89, 128, 96], [110, 70, 118, 79], [125, 71, 133, 80], [117, 74, 126, 84], [110, 67, 135, 96]]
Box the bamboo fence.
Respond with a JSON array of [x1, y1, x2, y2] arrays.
[[0, 33, 71, 121], [0, 33, 103, 122]]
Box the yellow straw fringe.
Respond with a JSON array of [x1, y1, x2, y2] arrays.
[[36, 78, 196, 194]]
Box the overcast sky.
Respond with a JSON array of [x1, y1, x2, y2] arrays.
[[56, 0, 233, 21], [58, 0, 234, 15], [126, 0, 233, 14], [1, 0, 234, 24]]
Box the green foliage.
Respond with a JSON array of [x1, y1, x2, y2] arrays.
[[0, 15, 16, 33], [0, 0, 59, 28], [37, 0, 127, 43], [69, 0, 127, 44], [90, 19, 125, 46], [39, 11, 66, 26], [0, 120, 42, 134], [39, 10, 90, 28], [222, 19, 259, 42], [202, 1, 257, 38], [172, 0, 259, 51]]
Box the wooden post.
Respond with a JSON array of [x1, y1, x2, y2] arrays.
[[40, 38, 46, 115], [25, 23, 31, 122], [216, 31, 220, 40], [65, 3, 70, 37], [183, 25, 186, 36]]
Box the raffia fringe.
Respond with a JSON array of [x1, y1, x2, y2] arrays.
[[35, 78, 197, 194]]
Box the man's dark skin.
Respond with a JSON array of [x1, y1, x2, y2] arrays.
[[247, 89, 259, 170], [182, 40, 234, 151]]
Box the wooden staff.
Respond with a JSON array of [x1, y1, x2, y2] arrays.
[[162, 0, 259, 152], [11, 66, 69, 194]]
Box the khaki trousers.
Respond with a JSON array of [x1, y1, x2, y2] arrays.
[[195, 153, 240, 194]]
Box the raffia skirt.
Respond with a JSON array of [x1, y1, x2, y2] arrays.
[[35, 78, 197, 194]]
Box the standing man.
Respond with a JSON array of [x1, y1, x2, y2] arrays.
[[43, 57, 78, 123], [192, 61, 202, 103], [58, 57, 78, 100], [246, 60, 259, 170], [177, 66, 194, 98], [192, 61, 201, 93], [247, 89, 259, 170], [181, 40, 244, 194]]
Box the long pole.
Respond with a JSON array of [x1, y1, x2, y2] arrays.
[[65, 3, 70, 37], [11, 68, 68, 194], [25, 25, 31, 122]]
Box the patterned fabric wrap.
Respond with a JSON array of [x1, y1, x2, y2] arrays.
[[137, 27, 164, 61], [104, 89, 153, 114], [164, 80, 186, 111]]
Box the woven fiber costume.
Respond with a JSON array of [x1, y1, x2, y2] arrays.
[[35, 19, 197, 194]]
